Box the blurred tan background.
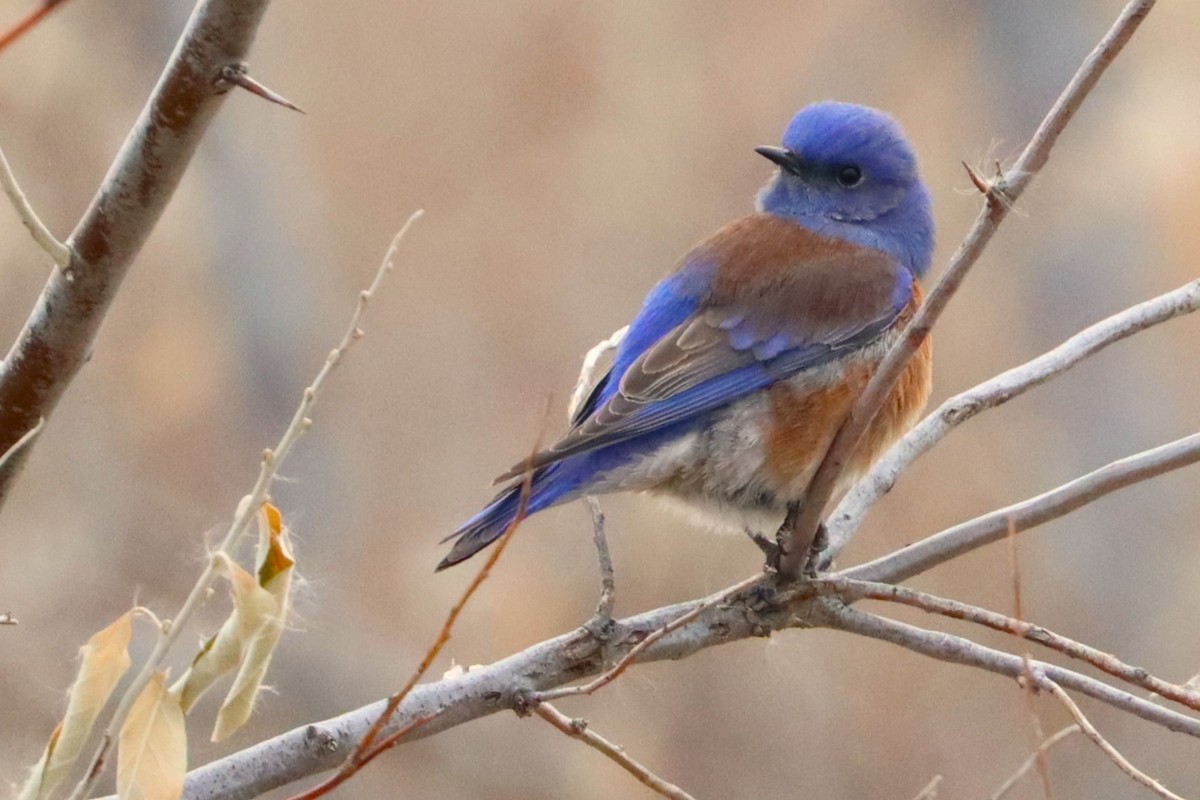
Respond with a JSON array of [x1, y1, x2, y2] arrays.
[[2, 1, 1199, 797]]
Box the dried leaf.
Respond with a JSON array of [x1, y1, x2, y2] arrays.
[[256, 502, 294, 587], [211, 506, 295, 741], [172, 555, 277, 713], [117, 672, 186, 800], [18, 611, 133, 800]]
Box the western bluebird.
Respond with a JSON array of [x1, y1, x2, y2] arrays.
[[438, 101, 934, 571]]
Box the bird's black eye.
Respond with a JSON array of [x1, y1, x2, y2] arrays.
[[836, 165, 863, 188]]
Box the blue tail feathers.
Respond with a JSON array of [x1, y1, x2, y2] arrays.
[[436, 463, 579, 570]]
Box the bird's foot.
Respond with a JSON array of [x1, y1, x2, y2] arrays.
[[745, 527, 781, 571], [801, 522, 829, 578]]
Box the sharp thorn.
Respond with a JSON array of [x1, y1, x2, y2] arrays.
[[962, 160, 990, 195], [218, 64, 305, 114]]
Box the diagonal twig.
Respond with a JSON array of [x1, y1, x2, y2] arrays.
[[812, 602, 1200, 739], [286, 417, 537, 800], [778, 0, 1158, 576], [990, 725, 1081, 800], [534, 702, 698, 800], [847, 431, 1200, 585], [0, 145, 71, 266], [811, 576, 1200, 713], [529, 572, 765, 704], [0, 0, 74, 53], [1040, 677, 1189, 800], [825, 277, 1200, 562], [66, 217, 421, 800]]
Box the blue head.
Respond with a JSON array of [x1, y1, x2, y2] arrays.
[[756, 101, 934, 277]]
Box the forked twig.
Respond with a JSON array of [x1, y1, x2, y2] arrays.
[[531, 572, 765, 704], [1040, 677, 1189, 800], [990, 725, 1081, 800], [65, 215, 422, 800]]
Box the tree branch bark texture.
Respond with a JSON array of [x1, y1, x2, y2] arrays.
[[0, 0, 273, 504]]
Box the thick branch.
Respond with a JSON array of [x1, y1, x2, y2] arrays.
[[777, 0, 1157, 575], [825, 278, 1200, 562], [0, 0, 275, 505], [174, 568, 1200, 800], [847, 431, 1200, 585]]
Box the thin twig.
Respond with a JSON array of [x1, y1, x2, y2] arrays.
[[0, 145, 70, 266], [1040, 677, 1189, 800], [826, 278, 1200, 562], [0, 0, 73, 53], [990, 725, 1081, 800], [585, 496, 616, 633], [778, 0, 1158, 576], [847, 431, 1200, 586], [530, 572, 764, 704], [64, 216, 421, 800], [0, 416, 43, 475], [1009, 518, 1055, 800], [534, 702, 698, 800], [811, 576, 1200, 713], [286, 435, 535, 800], [813, 603, 1200, 739], [908, 774, 942, 800]]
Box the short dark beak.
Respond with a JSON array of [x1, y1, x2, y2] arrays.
[[755, 145, 803, 176]]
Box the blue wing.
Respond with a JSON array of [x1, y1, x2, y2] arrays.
[[497, 244, 912, 481]]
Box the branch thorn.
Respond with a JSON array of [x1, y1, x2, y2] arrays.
[[962, 160, 990, 196], [216, 64, 305, 114]]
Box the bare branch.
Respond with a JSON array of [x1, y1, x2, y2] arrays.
[[778, 0, 1158, 576], [847, 431, 1200, 585], [67, 217, 421, 800], [585, 496, 617, 637], [990, 725, 1081, 800], [1009, 520, 1055, 800], [813, 603, 1200, 738], [813, 577, 1200, 713], [172, 575, 1200, 800], [826, 278, 1200, 561], [1041, 678, 1189, 800], [0, 0, 74, 53], [285, 459, 532, 800], [534, 702, 698, 800], [530, 572, 764, 704], [908, 774, 942, 800], [0, 0, 278, 505], [0, 144, 71, 267]]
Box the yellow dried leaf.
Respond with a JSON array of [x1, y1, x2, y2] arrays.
[[18, 611, 133, 800], [117, 672, 186, 800], [211, 510, 295, 741], [257, 503, 294, 587], [172, 556, 276, 713]]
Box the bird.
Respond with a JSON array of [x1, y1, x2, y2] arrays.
[[437, 101, 934, 571]]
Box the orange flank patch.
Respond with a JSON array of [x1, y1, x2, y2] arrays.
[[763, 286, 932, 493]]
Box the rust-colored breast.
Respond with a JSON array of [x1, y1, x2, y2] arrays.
[[763, 282, 932, 495]]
